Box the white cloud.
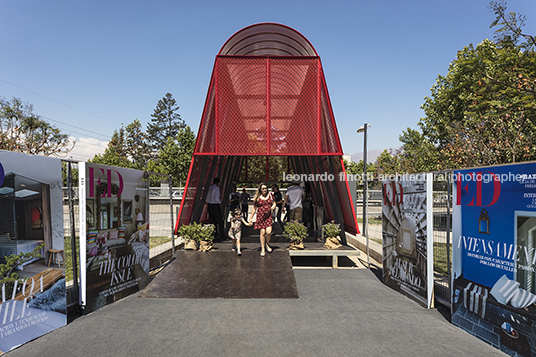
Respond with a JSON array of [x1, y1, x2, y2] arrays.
[[66, 136, 108, 162]]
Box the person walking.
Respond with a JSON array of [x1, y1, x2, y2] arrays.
[[249, 182, 276, 256], [206, 177, 225, 242], [282, 181, 305, 222], [229, 186, 240, 211], [240, 187, 250, 220], [271, 184, 283, 226], [228, 208, 251, 256]]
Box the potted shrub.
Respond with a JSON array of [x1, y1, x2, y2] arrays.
[[178, 222, 201, 250], [323, 221, 342, 249], [198, 224, 215, 252], [283, 221, 307, 250]]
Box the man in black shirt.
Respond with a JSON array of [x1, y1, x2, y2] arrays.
[[240, 188, 250, 220], [272, 184, 283, 226]]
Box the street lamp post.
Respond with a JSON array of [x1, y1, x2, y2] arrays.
[[357, 123, 371, 268]]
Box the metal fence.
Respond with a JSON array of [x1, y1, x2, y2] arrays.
[[432, 171, 452, 308], [355, 189, 383, 247], [63, 161, 81, 315], [145, 173, 177, 265]]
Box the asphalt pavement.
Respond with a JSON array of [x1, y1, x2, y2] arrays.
[[5, 262, 506, 357]]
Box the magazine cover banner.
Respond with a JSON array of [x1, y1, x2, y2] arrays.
[[382, 174, 433, 307], [0, 150, 66, 353], [79, 163, 149, 313], [452, 162, 536, 356]]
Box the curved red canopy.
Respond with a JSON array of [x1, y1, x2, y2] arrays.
[[176, 23, 359, 237]]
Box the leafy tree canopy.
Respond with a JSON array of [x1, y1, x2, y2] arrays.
[[147, 125, 196, 186], [397, 128, 440, 173], [373, 149, 403, 177], [90, 125, 133, 168], [146, 93, 185, 153], [91, 94, 196, 187], [403, 1, 536, 170], [0, 97, 73, 156]]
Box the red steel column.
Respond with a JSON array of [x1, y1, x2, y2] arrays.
[[215, 58, 220, 154], [317, 59, 321, 155], [266, 57, 271, 155]]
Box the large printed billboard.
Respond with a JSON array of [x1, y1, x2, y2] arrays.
[[452, 162, 536, 356], [0, 150, 66, 353], [79, 163, 149, 313], [382, 173, 433, 308]]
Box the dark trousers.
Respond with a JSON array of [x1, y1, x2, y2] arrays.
[[274, 205, 282, 222], [241, 204, 249, 220], [208, 203, 225, 240]]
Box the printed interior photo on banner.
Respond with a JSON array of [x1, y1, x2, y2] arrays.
[[0, 150, 66, 353], [452, 162, 536, 357], [382, 177, 428, 306], [82, 163, 149, 313]]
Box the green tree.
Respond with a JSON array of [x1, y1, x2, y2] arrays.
[[90, 126, 132, 168], [0, 97, 73, 156], [343, 158, 377, 188], [240, 156, 266, 182], [62, 161, 79, 187], [489, 1, 536, 51], [398, 128, 440, 172], [420, 38, 535, 168], [238, 156, 294, 183], [343, 159, 360, 176], [91, 119, 151, 169], [125, 119, 150, 170], [415, 2, 536, 169], [147, 93, 185, 153], [373, 149, 404, 177], [148, 125, 196, 186]]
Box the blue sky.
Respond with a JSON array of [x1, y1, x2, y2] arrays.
[[1, 0, 535, 161]]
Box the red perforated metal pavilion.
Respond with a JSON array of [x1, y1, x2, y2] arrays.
[[175, 23, 359, 238]]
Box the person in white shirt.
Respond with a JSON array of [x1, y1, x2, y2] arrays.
[[282, 181, 305, 222], [206, 177, 225, 241]]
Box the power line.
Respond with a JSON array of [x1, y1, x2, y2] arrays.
[[41, 115, 111, 140], [0, 78, 120, 124]]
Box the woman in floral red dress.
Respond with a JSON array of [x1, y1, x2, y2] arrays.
[[249, 182, 276, 256]]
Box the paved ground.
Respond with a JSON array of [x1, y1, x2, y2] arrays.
[[5, 261, 506, 357]]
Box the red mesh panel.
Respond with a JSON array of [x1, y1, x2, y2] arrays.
[[196, 74, 217, 153], [176, 156, 201, 229], [217, 57, 268, 154], [180, 53, 353, 231], [195, 56, 341, 156], [270, 58, 319, 154], [320, 74, 342, 154], [336, 157, 359, 234]]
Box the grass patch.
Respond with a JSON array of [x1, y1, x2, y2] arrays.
[[149, 236, 173, 250], [433, 242, 452, 277], [63, 235, 79, 283], [370, 238, 382, 245], [356, 217, 382, 225]]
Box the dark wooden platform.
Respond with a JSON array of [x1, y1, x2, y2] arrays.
[[139, 248, 299, 299]]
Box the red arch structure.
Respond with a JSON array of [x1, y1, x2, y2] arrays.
[[175, 23, 359, 238]]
